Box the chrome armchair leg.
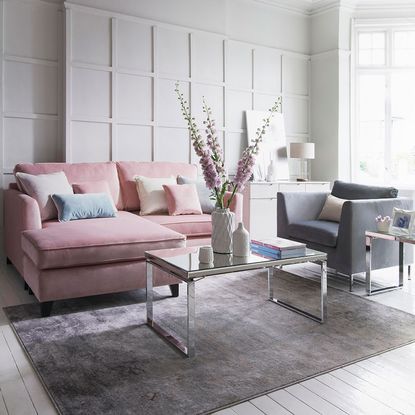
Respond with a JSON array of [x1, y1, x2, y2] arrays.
[[349, 274, 354, 292]]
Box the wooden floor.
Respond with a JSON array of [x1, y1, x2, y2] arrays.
[[1, 259, 415, 415]]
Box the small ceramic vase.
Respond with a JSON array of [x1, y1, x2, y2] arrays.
[[233, 222, 250, 257]]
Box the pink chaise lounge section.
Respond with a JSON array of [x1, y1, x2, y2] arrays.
[[5, 161, 243, 317]]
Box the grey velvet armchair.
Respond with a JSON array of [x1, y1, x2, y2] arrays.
[[277, 181, 413, 290]]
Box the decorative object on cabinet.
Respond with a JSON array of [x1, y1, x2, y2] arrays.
[[289, 142, 315, 181], [246, 111, 289, 182], [233, 222, 250, 257], [243, 181, 330, 240]]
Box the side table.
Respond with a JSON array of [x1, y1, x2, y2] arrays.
[[365, 230, 412, 295]]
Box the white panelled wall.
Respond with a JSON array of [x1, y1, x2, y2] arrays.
[[65, 3, 310, 175], [0, 0, 311, 193]]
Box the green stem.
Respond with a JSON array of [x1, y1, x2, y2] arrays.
[[226, 184, 238, 208]]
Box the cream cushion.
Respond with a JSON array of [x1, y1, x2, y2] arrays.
[[16, 171, 73, 221], [134, 175, 176, 215], [318, 194, 347, 222]]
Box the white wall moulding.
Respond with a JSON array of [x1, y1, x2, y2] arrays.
[[64, 2, 311, 174]]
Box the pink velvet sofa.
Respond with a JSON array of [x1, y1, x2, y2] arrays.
[[4, 161, 242, 316]]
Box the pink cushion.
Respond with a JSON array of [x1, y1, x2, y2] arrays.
[[143, 213, 212, 237], [22, 211, 185, 270], [14, 162, 123, 210], [72, 180, 112, 195], [116, 161, 198, 211], [163, 184, 202, 215]]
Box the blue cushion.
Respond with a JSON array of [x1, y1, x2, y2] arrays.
[[288, 220, 339, 247], [51, 193, 117, 222], [331, 180, 398, 200]]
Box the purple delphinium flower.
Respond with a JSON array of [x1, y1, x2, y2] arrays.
[[230, 97, 282, 196]]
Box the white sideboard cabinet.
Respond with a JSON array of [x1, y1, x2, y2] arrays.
[[242, 181, 330, 240]]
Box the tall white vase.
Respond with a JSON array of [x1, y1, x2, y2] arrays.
[[233, 222, 250, 257], [211, 208, 235, 254]]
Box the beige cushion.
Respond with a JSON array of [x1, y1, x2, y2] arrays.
[[16, 171, 73, 221], [318, 194, 347, 222], [134, 175, 176, 215]]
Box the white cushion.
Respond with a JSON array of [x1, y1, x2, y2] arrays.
[[318, 194, 347, 223], [134, 176, 176, 215], [16, 171, 73, 221]]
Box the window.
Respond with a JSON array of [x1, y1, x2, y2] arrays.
[[353, 24, 415, 187]]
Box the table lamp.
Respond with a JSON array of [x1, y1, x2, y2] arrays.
[[289, 142, 315, 181]]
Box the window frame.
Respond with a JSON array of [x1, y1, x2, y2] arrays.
[[352, 19, 415, 186]]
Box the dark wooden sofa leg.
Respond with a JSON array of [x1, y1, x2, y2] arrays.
[[40, 301, 53, 317], [24, 281, 28, 290], [6, 257, 11, 265], [169, 284, 179, 297]]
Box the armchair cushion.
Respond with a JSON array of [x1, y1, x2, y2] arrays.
[[331, 180, 398, 200], [288, 220, 339, 247]]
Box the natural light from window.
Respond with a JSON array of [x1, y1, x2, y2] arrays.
[[354, 25, 415, 188]]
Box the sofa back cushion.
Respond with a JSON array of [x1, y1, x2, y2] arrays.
[[116, 161, 198, 211], [331, 180, 398, 200], [14, 162, 123, 210]]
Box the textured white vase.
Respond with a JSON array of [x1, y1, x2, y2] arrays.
[[233, 222, 250, 257], [211, 208, 235, 254]]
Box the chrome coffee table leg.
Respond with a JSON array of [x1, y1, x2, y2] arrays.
[[269, 261, 327, 323], [146, 261, 194, 357]]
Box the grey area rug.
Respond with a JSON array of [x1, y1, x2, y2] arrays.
[[5, 269, 415, 415]]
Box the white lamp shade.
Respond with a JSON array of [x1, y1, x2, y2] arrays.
[[289, 142, 315, 159]]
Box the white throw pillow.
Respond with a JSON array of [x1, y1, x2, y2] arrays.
[[15, 171, 73, 221], [134, 176, 176, 215], [318, 194, 347, 222]]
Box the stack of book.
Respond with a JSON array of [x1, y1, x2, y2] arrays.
[[250, 237, 306, 259]]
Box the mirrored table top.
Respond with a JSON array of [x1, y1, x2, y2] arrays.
[[145, 246, 327, 280]]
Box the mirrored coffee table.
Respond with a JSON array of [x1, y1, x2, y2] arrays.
[[145, 246, 327, 357]]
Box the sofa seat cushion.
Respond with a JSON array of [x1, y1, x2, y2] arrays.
[[288, 220, 339, 247], [22, 211, 186, 270], [143, 214, 212, 237]]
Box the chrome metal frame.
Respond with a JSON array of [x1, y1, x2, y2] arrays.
[[366, 233, 406, 295], [268, 261, 327, 323], [146, 250, 327, 358]]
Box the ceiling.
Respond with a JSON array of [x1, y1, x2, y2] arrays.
[[253, 0, 415, 14]]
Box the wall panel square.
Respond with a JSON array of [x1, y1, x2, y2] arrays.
[[116, 125, 152, 161], [117, 74, 152, 123], [225, 132, 246, 174], [157, 79, 188, 126], [71, 122, 111, 162], [283, 56, 309, 96], [72, 68, 111, 118], [192, 83, 224, 128], [226, 90, 252, 130], [254, 47, 281, 93], [254, 93, 280, 112], [4, 1, 58, 61], [4, 61, 57, 115], [155, 127, 189, 163], [4, 118, 58, 169], [192, 33, 224, 82], [284, 97, 309, 135], [117, 20, 152, 72], [158, 28, 189, 77], [227, 42, 252, 90], [72, 11, 111, 66]]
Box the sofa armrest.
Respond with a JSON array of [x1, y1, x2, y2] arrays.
[[224, 191, 243, 227], [277, 192, 329, 238], [4, 188, 42, 275], [336, 197, 413, 274]]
